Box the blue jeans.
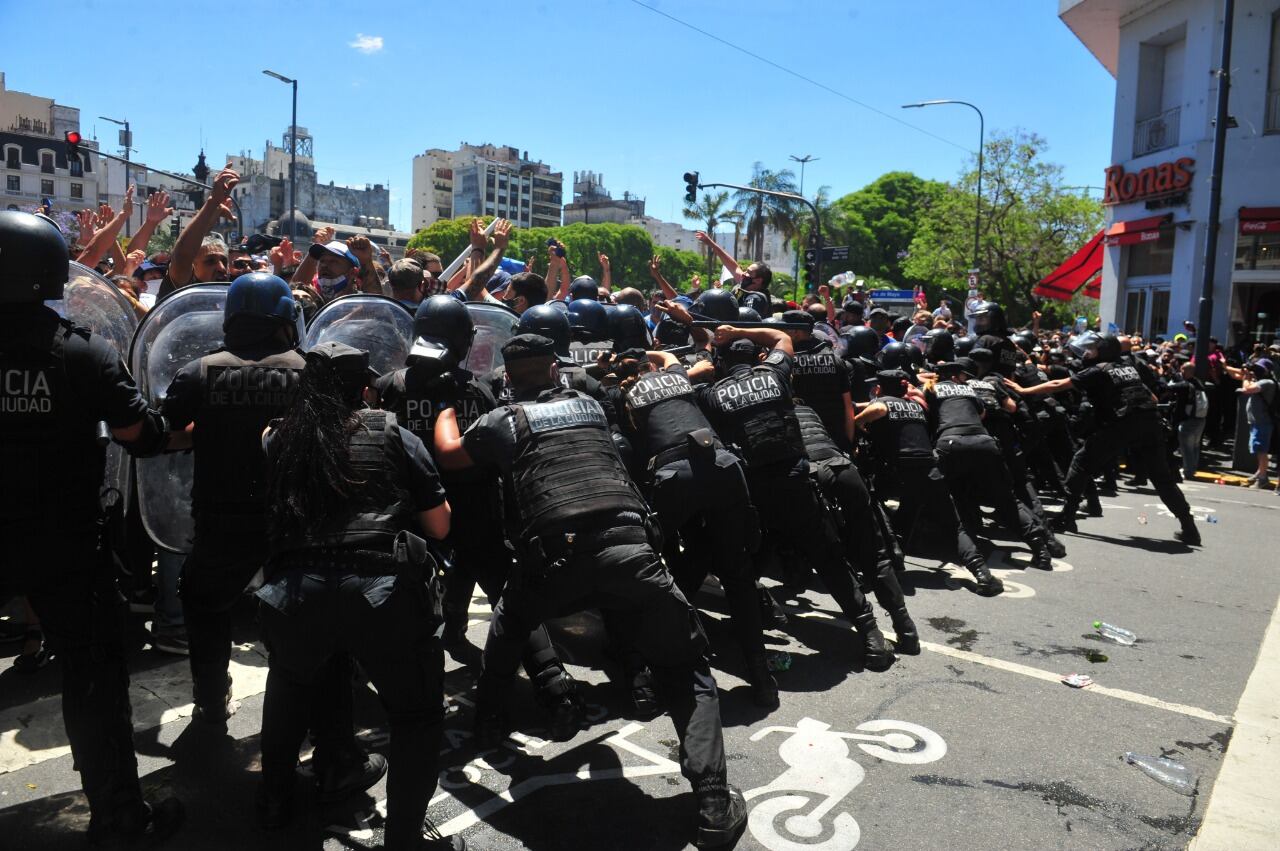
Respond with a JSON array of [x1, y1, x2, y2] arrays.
[[1177, 417, 1206, 480]]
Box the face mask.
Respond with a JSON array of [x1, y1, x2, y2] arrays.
[[317, 276, 347, 298]]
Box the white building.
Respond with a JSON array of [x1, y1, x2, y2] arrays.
[[0, 72, 102, 223], [1060, 0, 1280, 347], [411, 142, 562, 232]]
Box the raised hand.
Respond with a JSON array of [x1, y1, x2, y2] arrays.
[[492, 218, 511, 251], [76, 209, 97, 244], [694, 231, 712, 246], [469, 218, 488, 252], [270, 237, 295, 270], [647, 255, 661, 277], [145, 190, 174, 224], [211, 165, 240, 202], [121, 185, 135, 220], [598, 252, 610, 268], [313, 225, 336, 245], [346, 235, 375, 268], [818, 284, 830, 300]]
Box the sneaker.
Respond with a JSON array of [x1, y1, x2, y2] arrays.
[[150, 626, 189, 656], [1253, 478, 1273, 490]]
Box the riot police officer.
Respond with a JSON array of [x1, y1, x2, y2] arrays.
[[257, 342, 461, 850], [160, 273, 307, 722], [566, 297, 613, 370], [0, 210, 183, 842], [612, 346, 777, 706], [1018, 333, 1201, 545], [854, 369, 1004, 595], [433, 334, 748, 848], [691, 325, 895, 670], [376, 296, 582, 739]]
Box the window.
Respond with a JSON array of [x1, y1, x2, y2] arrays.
[[1123, 289, 1147, 335], [1150, 289, 1170, 338], [40, 179, 54, 196], [4, 147, 18, 169], [1268, 12, 1280, 132], [1236, 231, 1280, 271], [6, 175, 18, 192], [40, 152, 54, 174], [69, 159, 83, 177], [1134, 29, 1185, 155], [70, 182, 82, 199], [1127, 227, 1175, 276]]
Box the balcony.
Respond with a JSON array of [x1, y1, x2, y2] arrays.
[[1267, 90, 1280, 134], [1133, 107, 1180, 157]]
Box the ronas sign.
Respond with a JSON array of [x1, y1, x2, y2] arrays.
[[1103, 157, 1194, 206]]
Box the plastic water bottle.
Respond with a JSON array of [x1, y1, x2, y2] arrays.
[[1207, 515, 1219, 524], [1094, 621, 1137, 645], [1137, 513, 1148, 525], [1124, 753, 1195, 795]]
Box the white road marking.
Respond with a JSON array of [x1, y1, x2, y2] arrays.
[[1186, 588, 1280, 850], [887, 633, 1231, 725]]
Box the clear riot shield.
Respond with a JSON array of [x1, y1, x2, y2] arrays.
[[45, 261, 140, 512], [303, 295, 414, 376], [461, 303, 520, 376], [129, 284, 230, 553]]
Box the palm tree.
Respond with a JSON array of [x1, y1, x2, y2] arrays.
[[719, 209, 745, 261], [683, 190, 730, 276], [732, 162, 799, 261]]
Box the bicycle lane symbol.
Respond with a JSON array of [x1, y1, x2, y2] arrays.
[[744, 717, 947, 851], [930, 548, 1073, 599]]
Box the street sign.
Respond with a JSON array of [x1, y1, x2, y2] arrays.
[[967, 271, 979, 287], [821, 245, 850, 263], [869, 289, 915, 300]]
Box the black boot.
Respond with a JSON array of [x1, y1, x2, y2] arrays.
[[890, 610, 921, 655], [965, 560, 1005, 596], [316, 751, 388, 804], [696, 786, 747, 848], [757, 584, 789, 628], [746, 656, 780, 709], [1176, 516, 1201, 546], [624, 662, 661, 718], [856, 617, 896, 672], [89, 797, 185, 846], [1046, 533, 1067, 559], [1029, 539, 1053, 571], [1085, 492, 1104, 517], [191, 673, 233, 726]]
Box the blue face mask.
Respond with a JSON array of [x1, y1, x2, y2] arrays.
[[317, 275, 347, 298]]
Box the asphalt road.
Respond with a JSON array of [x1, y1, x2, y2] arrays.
[[2, 476, 1278, 851]]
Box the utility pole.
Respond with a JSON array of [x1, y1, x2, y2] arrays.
[[789, 154, 818, 285], [99, 116, 131, 236]]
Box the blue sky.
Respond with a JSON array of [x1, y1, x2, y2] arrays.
[[5, 0, 1115, 232]]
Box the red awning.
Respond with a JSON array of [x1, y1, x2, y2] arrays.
[[1034, 229, 1104, 302], [1104, 213, 1172, 246], [1240, 207, 1280, 234], [1083, 272, 1101, 300]]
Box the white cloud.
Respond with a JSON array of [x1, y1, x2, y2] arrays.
[[349, 33, 383, 54]]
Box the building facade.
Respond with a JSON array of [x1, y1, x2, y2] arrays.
[[563, 170, 646, 225], [0, 72, 102, 223], [1061, 0, 1280, 348], [411, 143, 563, 231]]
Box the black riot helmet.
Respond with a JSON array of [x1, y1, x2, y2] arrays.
[[923, 328, 955, 364], [1067, 331, 1102, 361], [1095, 332, 1122, 362], [842, 325, 880, 361], [569, 275, 599, 301], [518, 303, 572, 357], [737, 305, 762, 323], [970, 301, 1007, 336], [907, 345, 924, 371], [411, 294, 475, 363], [1012, 330, 1037, 355], [692, 288, 739, 323], [891, 316, 912, 341], [0, 210, 70, 302], [567, 298, 609, 340], [877, 341, 912, 371], [655, 317, 690, 348], [954, 334, 976, 357], [609, 304, 652, 351]]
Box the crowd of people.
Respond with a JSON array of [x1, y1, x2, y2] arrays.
[[2, 161, 1278, 849]]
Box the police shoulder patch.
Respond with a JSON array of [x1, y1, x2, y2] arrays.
[[523, 396, 608, 433]]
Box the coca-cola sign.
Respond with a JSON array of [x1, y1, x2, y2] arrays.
[[1103, 157, 1194, 206]]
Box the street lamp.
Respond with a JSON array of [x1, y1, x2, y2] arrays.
[[789, 154, 819, 284], [98, 115, 132, 236], [902, 100, 984, 274], [262, 69, 298, 242]]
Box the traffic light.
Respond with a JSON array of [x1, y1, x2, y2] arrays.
[[803, 248, 818, 291], [170, 217, 180, 239], [683, 172, 699, 204], [64, 131, 82, 165]]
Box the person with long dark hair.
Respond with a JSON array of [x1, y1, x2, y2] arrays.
[[256, 342, 459, 850]]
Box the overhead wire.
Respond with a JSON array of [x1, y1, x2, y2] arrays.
[[625, 0, 974, 154]]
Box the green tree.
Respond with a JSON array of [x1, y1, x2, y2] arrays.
[[682, 190, 730, 277], [902, 130, 1103, 325], [732, 163, 799, 261], [827, 171, 946, 290]]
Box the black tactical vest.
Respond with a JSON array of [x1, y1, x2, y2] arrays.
[[624, 367, 710, 461], [795, 403, 845, 463], [1100, 361, 1157, 421], [0, 318, 106, 530], [383, 365, 496, 488], [792, 341, 847, 446], [509, 391, 646, 541], [929, 381, 988, 438], [194, 348, 304, 513], [294, 409, 416, 550], [966, 377, 1003, 415], [708, 365, 804, 468], [868, 397, 935, 466]]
